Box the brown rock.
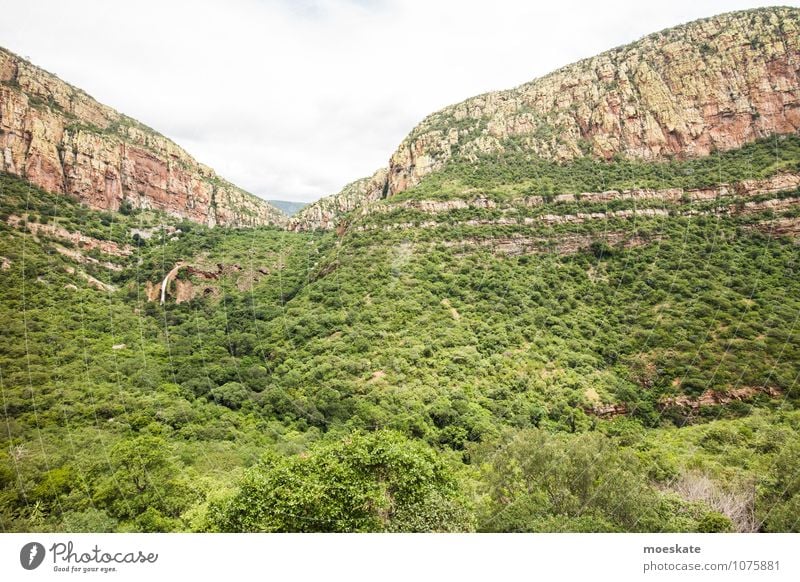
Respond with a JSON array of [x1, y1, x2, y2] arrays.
[[289, 168, 388, 231], [386, 8, 800, 196], [0, 48, 285, 228]]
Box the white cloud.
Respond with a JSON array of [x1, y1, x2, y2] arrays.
[[0, 0, 791, 201]]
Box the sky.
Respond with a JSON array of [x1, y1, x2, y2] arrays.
[[0, 0, 793, 203]]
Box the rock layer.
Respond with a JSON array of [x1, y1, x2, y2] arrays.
[[289, 168, 387, 231], [293, 8, 800, 231], [588, 386, 783, 418], [0, 48, 285, 228], [387, 7, 800, 195]]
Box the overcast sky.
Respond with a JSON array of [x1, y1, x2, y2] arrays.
[[0, 0, 793, 202]]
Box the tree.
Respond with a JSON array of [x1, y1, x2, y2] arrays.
[[206, 430, 472, 532], [760, 440, 800, 532], [209, 382, 249, 410], [93, 436, 195, 529], [476, 429, 663, 532]]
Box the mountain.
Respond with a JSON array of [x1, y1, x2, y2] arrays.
[[267, 200, 308, 216], [289, 168, 387, 231], [296, 6, 800, 230], [2, 6, 800, 534], [386, 7, 800, 195], [0, 48, 285, 228]]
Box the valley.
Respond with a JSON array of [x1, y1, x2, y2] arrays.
[[1, 6, 800, 533]]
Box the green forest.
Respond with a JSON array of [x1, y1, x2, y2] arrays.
[[1, 135, 800, 533]]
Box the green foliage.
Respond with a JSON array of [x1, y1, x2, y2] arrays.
[[92, 436, 196, 529], [2, 131, 800, 532], [697, 511, 733, 533], [475, 430, 665, 532], [208, 430, 472, 532], [393, 134, 800, 202], [61, 509, 119, 533], [759, 440, 800, 532], [209, 382, 249, 410]]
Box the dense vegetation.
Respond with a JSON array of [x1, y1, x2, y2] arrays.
[[1, 131, 800, 533], [392, 134, 800, 202]]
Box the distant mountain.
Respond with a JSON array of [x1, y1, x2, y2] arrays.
[[0, 47, 285, 227], [267, 200, 308, 216]]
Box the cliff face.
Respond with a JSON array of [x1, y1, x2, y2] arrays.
[[26, 5, 792, 233], [289, 168, 387, 231], [0, 48, 285, 228], [387, 7, 800, 195]]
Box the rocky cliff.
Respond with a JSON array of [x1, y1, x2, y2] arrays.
[[292, 7, 800, 231], [387, 7, 800, 195], [289, 168, 387, 231], [0, 48, 285, 228]]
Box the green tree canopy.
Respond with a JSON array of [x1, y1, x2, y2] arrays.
[[207, 430, 472, 532]]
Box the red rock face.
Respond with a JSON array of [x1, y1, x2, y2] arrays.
[[588, 386, 782, 418], [386, 7, 800, 196], [293, 8, 800, 231], [0, 49, 284, 228]]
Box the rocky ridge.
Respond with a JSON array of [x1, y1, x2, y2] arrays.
[[5, 7, 800, 236], [294, 7, 800, 231], [355, 172, 800, 221], [0, 47, 285, 228], [289, 168, 387, 231], [344, 169, 800, 258], [387, 7, 800, 195]]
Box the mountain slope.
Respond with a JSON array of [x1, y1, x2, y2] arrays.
[[296, 6, 800, 230], [387, 6, 800, 195], [3, 6, 800, 534], [0, 48, 285, 228], [289, 168, 387, 231]]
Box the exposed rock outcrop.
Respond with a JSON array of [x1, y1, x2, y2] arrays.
[[356, 172, 800, 223], [352, 171, 800, 236], [588, 386, 782, 418], [0, 48, 285, 228], [77, 271, 116, 293], [288, 168, 387, 231], [754, 215, 800, 236], [292, 8, 800, 232], [7, 214, 133, 256], [387, 7, 800, 195], [152, 261, 271, 304]]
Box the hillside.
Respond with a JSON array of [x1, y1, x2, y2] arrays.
[[289, 169, 387, 231], [296, 6, 800, 230], [387, 7, 800, 195], [0, 48, 286, 228], [1, 6, 800, 534]]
